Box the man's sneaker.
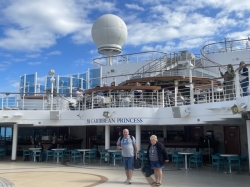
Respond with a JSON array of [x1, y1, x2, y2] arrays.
[[128, 180, 132, 184], [124, 179, 128, 183]]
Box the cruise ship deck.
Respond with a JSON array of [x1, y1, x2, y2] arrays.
[[0, 159, 250, 187]]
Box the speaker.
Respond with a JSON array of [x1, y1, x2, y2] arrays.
[[172, 107, 190, 118], [50, 111, 60, 120]]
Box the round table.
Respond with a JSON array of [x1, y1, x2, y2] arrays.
[[178, 152, 193, 170], [77, 149, 90, 164], [52, 149, 66, 163], [107, 150, 122, 166], [220, 154, 238, 173], [29, 148, 41, 162]]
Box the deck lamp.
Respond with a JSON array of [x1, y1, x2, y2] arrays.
[[48, 69, 55, 110], [103, 111, 111, 118]]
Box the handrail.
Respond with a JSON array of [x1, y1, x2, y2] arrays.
[[92, 51, 167, 67], [200, 38, 250, 69]]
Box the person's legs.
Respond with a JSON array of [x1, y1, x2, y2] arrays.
[[158, 169, 163, 184], [123, 157, 129, 182], [154, 168, 159, 183], [127, 157, 134, 183]]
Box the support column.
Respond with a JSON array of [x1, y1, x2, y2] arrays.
[[136, 125, 141, 151], [105, 125, 110, 150], [246, 120, 250, 175], [174, 80, 178, 106], [11, 123, 18, 161]]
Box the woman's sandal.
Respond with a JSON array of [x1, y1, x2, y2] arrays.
[[151, 181, 157, 185], [155, 183, 161, 186]]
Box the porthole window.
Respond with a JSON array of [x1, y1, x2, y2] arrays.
[[229, 132, 235, 138]]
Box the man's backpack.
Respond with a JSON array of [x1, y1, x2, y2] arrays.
[[118, 135, 135, 144]]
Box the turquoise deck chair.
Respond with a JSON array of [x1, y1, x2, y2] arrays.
[[139, 150, 147, 168], [99, 150, 110, 166], [70, 150, 82, 164], [227, 156, 241, 174], [46, 150, 54, 162], [22, 149, 31, 161], [240, 154, 248, 170], [0, 148, 6, 160], [63, 150, 71, 161], [171, 152, 184, 169], [110, 151, 122, 166], [211, 155, 226, 173], [85, 149, 97, 164], [53, 150, 64, 163], [189, 152, 203, 170], [31, 150, 42, 162]]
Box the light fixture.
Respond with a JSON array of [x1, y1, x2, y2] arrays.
[[13, 114, 23, 117], [3, 115, 9, 118], [103, 111, 112, 118], [231, 103, 247, 114]]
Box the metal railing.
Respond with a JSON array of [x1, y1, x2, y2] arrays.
[[92, 51, 167, 68], [1, 66, 249, 111]]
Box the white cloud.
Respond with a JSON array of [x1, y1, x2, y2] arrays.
[[11, 81, 19, 88], [74, 59, 85, 66], [28, 62, 41, 65], [26, 54, 41, 58], [47, 50, 62, 56], [0, 61, 11, 71], [125, 4, 144, 11], [12, 58, 26, 62]]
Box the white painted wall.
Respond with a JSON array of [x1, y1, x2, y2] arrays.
[[205, 50, 250, 66]]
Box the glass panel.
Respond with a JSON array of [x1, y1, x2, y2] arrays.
[[5, 127, 12, 140], [0, 127, 5, 140], [89, 69, 100, 88], [58, 77, 70, 96], [79, 73, 87, 89], [25, 74, 35, 96]]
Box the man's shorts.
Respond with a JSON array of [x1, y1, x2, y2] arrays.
[[123, 156, 134, 170], [150, 160, 164, 169]]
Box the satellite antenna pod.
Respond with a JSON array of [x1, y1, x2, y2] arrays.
[[91, 14, 128, 66]]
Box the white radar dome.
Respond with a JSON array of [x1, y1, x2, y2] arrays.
[[91, 14, 127, 56]]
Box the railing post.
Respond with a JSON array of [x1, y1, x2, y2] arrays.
[[235, 71, 240, 98], [211, 80, 214, 103], [162, 89, 165, 108], [91, 92, 94, 109], [174, 80, 178, 106]]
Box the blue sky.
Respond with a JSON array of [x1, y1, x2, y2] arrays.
[[0, 0, 250, 92]]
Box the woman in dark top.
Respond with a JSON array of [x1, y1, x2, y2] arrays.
[[35, 141, 44, 152], [146, 135, 169, 186], [238, 61, 249, 96]]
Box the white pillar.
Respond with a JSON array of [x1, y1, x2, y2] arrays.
[[174, 80, 178, 106], [11, 123, 18, 161], [136, 125, 141, 151], [105, 125, 110, 150], [235, 71, 240, 98], [246, 120, 250, 175]]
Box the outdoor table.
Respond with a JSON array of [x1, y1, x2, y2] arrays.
[[52, 148, 66, 163], [220, 154, 238, 173], [107, 150, 122, 166], [77, 149, 90, 164], [29, 148, 41, 162], [178, 152, 193, 170]]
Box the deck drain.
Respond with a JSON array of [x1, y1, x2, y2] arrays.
[[0, 177, 14, 187]]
